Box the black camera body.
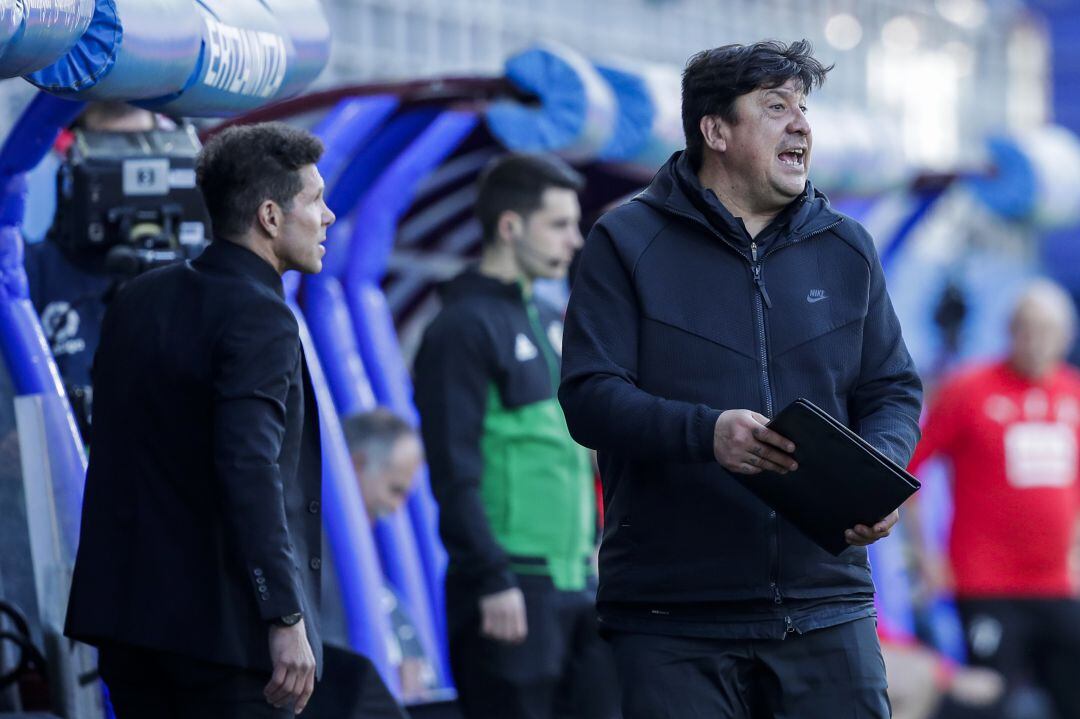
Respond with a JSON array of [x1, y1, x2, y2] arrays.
[[52, 126, 211, 276]]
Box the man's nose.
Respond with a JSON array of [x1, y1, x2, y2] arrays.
[[789, 107, 810, 135]]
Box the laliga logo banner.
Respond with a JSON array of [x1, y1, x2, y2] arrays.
[[2, 0, 330, 117]]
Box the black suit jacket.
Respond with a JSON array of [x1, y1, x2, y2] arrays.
[[65, 239, 323, 673]]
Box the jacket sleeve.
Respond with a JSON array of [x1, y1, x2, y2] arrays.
[[849, 243, 924, 467], [212, 299, 304, 621], [413, 312, 516, 597], [559, 222, 722, 462]]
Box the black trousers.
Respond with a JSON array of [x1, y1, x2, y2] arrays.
[[607, 617, 890, 719], [98, 643, 292, 719], [447, 574, 620, 719], [957, 597, 1080, 719]]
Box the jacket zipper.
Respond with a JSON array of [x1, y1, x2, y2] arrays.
[[751, 239, 782, 605], [756, 218, 842, 606], [523, 295, 560, 389], [664, 206, 843, 609], [523, 291, 580, 558], [750, 242, 772, 416]]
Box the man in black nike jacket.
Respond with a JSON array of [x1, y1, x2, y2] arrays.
[[559, 40, 922, 718]]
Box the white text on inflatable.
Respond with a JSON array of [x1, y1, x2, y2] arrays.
[[203, 16, 287, 99]]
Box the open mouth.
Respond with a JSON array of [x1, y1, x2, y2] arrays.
[[777, 148, 805, 167]]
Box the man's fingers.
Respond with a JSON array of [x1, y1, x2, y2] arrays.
[[294, 670, 316, 714], [755, 445, 798, 472], [513, 607, 528, 643], [489, 611, 503, 638], [845, 529, 870, 546], [754, 456, 795, 474], [266, 674, 292, 706], [285, 667, 308, 707], [498, 613, 513, 642], [751, 425, 795, 453], [749, 411, 771, 425], [875, 511, 900, 533], [270, 668, 301, 706], [264, 665, 288, 701], [483, 608, 516, 642], [845, 516, 896, 546], [280, 671, 302, 708], [487, 605, 526, 643], [845, 528, 876, 545], [738, 462, 761, 475]]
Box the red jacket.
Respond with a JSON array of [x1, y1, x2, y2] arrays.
[[909, 361, 1080, 598]]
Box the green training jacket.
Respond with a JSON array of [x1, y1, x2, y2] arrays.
[[414, 269, 596, 596]]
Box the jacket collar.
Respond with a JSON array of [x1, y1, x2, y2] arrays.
[[636, 151, 843, 249], [438, 266, 526, 304], [193, 239, 285, 298]]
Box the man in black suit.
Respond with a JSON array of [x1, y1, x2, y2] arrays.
[[64, 122, 335, 717]]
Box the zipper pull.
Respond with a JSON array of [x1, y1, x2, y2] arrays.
[[785, 616, 795, 634], [750, 244, 773, 309], [772, 583, 783, 605]]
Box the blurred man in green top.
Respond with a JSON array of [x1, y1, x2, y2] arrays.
[[414, 154, 617, 719]]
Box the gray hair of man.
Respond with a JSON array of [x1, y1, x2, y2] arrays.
[[1010, 278, 1077, 335], [1008, 278, 1077, 379], [340, 408, 416, 469]]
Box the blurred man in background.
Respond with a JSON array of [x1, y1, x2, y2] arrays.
[[340, 408, 438, 703], [907, 279, 1080, 718], [414, 153, 618, 719], [559, 40, 922, 718]]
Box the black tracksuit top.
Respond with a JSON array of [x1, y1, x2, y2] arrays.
[[559, 152, 923, 613]]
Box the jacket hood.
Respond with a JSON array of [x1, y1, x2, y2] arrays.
[[635, 151, 842, 246]]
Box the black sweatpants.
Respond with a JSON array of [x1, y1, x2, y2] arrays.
[[957, 597, 1080, 719], [607, 617, 890, 719], [447, 573, 620, 719], [98, 643, 292, 719]]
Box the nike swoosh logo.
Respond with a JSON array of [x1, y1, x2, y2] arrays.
[[806, 295, 828, 303]]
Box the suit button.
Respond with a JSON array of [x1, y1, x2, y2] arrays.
[[258, 585, 268, 593], [253, 568, 264, 577], [256, 577, 267, 585], [309, 558, 321, 571], [308, 500, 320, 514]]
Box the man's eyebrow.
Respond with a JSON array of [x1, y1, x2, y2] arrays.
[[761, 87, 804, 101]]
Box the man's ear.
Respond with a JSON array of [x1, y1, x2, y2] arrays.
[[495, 210, 524, 246], [256, 199, 282, 238], [700, 115, 728, 153]]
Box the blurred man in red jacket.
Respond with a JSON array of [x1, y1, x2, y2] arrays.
[[907, 279, 1080, 718]]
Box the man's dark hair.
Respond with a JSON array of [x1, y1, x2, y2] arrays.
[[341, 408, 416, 466], [681, 39, 832, 168], [196, 122, 324, 241], [475, 153, 584, 245]]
